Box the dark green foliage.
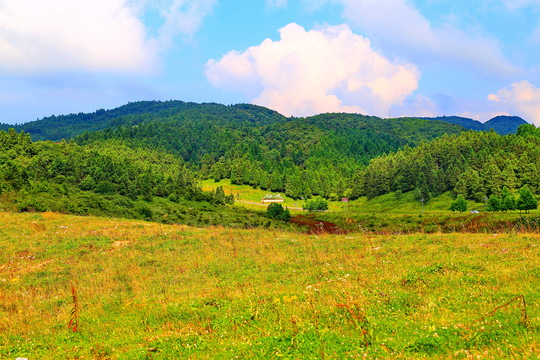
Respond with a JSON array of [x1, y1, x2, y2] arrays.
[[0, 129, 247, 226], [354, 124, 540, 202], [80, 175, 96, 191], [517, 185, 538, 213], [267, 203, 291, 222], [500, 186, 516, 212], [303, 197, 329, 211], [450, 195, 467, 213], [3, 101, 469, 201], [419, 115, 527, 134], [484, 116, 528, 135], [486, 195, 501, 212], [95, 180, 116, 195]]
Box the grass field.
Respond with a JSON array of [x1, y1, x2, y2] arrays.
[[0, 211, 538, 359], [202, 179, 540, 216]]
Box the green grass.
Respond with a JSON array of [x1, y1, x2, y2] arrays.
[[202, 180, 540, 234], [0, 211, 538, 359]]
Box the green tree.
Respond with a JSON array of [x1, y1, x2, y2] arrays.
[[450, 194, 467, 213], [303, 197, 328, 211], [500, 186, 516, 212], [486, 194, 501, 212], [517, 185, 538, 213], [267, 203, 291, 222]]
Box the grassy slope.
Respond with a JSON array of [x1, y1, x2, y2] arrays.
[[0, 212, 538, 359], [202, 179, 540, 234]]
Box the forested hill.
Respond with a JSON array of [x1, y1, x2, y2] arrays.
[[352, 124, 540, 201], [71, 109, 467, 200], [419, 115, 528, 135], [0, 129, 243, 225], [0, 101, 287, 142]]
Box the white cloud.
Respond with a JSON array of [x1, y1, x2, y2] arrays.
[[488, 81, 540, 125], [392, 95, 438, 118], [206, 23, 419, 117], [137, 0, 216, 46], [0, 0, 215, 73], [315, 0, 518, 77]]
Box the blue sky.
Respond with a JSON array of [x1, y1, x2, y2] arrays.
[[1, 0, 540, 125]]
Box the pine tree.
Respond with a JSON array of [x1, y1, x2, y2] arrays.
[[517, 185, 538, 213], [487, 194, 501, 212], [500, 186, 516, 212]]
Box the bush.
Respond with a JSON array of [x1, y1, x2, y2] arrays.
[[450, 194, 467, 212], [80, 175, 96, 191], [487, 195, 501, 212], [138, 205, 153, 220], [303, 197, 328, 211], [267, 203, 291, 222]]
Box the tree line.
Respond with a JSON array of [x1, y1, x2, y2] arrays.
[[352, 125, 540, 203]]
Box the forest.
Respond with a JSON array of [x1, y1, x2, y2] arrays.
[[0, 129, 278, 227], [1, 100, 538, 224], [352, 124, 540, 202], [70, 106, 467, 201]]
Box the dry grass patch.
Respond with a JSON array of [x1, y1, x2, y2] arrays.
[[0, 212, 538, 359]]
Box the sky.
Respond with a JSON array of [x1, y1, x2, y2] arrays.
[[1, 0, 540, 125]]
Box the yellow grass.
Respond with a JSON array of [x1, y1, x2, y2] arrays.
[[0, 211, 538, 359]]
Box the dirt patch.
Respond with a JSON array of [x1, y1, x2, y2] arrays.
[[112, 240, 131, 248], [290, 216, 346, 235]]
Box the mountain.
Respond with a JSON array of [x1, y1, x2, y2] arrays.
[[68, 107, 468, 200], [0, 100, 475, 202], [484, 115, 528, 135], [352, 123, 540, 201], [0, 101, 287, 142], [418, 116, 486, 131], [419, 115, 528, 134]]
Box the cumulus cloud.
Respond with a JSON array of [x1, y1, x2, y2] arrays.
[[0, 0, 215, 73], [488, 81, 540, 125], [206, 23, 419, 117], [314, 0, 518, 77]]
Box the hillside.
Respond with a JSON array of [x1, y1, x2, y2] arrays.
[[1, 212, 537, 358], [419, 115, 528, 134], [0, 101, 288, 142], [351, 124, 540, 202], [2, 100, 532, 209], [69, 107, 468, 200], [484, 115, 528, 135], [0, 128, 281, 228]]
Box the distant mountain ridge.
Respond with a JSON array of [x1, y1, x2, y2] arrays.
[[0, 100, 528, 141], [419, 115, 528, 135]]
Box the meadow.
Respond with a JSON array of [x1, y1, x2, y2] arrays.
[[0, 211, 538, 359]]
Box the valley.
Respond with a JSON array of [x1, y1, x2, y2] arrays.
[[1, 101, 539, 359]]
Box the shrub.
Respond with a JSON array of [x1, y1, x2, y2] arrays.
[[487, 195, 501, 212], [303, 197, 328, 211], [80, 175, 96, 191], [267, 203, 291, 222], [450, 194, 467, 212]]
